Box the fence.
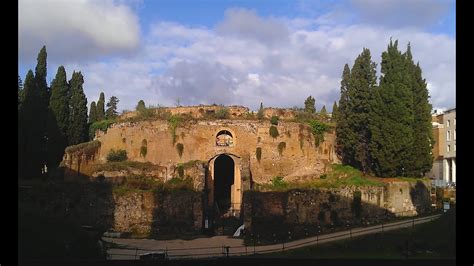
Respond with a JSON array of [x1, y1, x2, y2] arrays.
[[106, 212, 442, 260]]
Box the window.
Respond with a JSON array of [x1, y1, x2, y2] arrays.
[[446, 130, 450, 141], [447, 145, 450, 152], [447, 120, 450, 127], [216, 130, 233, 147]]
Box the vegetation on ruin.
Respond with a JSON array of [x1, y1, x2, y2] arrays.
[[94, 160, 161, 172], [307, 120, 329, 147], [176, 143, 184, 157], [64, 140, 101, 160], [168, 115, 182, 144], [269, 125, 279, 139], [89, 119, 116, 139], [214, 106, 230, 119], [255, 164, 385, 191], [140, 139, 148, 157], [270, 115, 279, 125], [277, 141, 286, 156], [256, 147, 262, 162], [106, 149, 128, 162]]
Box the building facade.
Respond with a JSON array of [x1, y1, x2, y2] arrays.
[[427, 108, 456, 186]]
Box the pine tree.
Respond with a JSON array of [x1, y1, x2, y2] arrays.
[[19, 70, 44, 178], [105, 96, 119, 120], [369, 40, 414, 177], [68, 71, 89, 145], [96, 92, 105, 121], [304, 96, 316, 114], [48, 66, 71, 169], [332, 101, 338, 121], [257, 102, 264, 120], [89, 101, 98, 124], [405, 44, 434, 177]]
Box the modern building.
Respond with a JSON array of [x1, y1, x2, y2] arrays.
[[427, 108, 456, 186]]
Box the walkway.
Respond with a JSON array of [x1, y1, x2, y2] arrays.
[[104, 213, 442, 260]]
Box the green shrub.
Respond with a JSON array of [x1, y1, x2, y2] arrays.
[[271, 176, 287, 188], [307, 120, 329, 147], [177, 165, 185, 178], [168, 115, 181, 144], [106, 149, 128, 162], [269, 125, 279, 139], [89, 119, 115, 140], [277, 142, 286, 156], [270, 115, 279, 125], [140, 139, 148, 157], [176, 143, 184, 158], [256, 147, 262, 162], [215, 107, 230, 119], [65, 140, 101, 160]]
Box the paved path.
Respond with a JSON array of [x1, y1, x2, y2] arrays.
[[104, 214, 442, 260]]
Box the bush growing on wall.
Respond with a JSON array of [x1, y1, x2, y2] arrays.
[[270, 115, 279, 125], [269, 125, 279, 139], [277, 142, 286, 156], [140, 139, 147, 158], [256, 147, 262, 162], [176, 143, 184, 158], [215, 107, 230, 119], [106, 149, 127, 162]]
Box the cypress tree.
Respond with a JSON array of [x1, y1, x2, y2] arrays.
[[257, 102, 264, 120], [320, 105, 327, 115], [336, 64, 355, 165], [18, 75, 23, 109], [48, 66, 71, 170], [96, 92, 105, 121], [19, 70, 44, 178], [136, 100, 146, 112], [68, 71, 89, 145], [89, 101, 98, 124], [348, 48, 377, 173], [369, 40, 414, 177], [405, 44, 434, 177], [304, 96, 316, 114], [34, 46, 50, 175], [49, 66, 70, 142], [105, 96, 119, 120], [332, 101, 338, 121]]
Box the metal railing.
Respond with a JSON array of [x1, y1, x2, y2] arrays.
[[105, 212, 443, 260]]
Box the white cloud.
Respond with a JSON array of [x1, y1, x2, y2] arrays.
[[216, 8, 290, 46], [351, 0, 451, 28], [19, 0, 140, 64], [26, 7, 454, 112]]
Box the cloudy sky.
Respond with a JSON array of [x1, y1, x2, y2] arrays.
[[18, 0, 455, 112]]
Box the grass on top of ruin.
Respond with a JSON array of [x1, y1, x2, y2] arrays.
[[255, 164, 429, 192]]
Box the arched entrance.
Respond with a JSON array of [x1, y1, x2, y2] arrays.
[[213, 154, 234, 212], [206, 153, 242, 216]]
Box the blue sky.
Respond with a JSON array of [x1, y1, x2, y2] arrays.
[[19, 0, 455, 112]]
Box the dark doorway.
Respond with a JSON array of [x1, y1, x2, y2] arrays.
[[213, 155, 234, 213]]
